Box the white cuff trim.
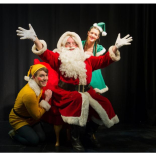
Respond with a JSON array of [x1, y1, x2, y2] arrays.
[[32, 40, 47, 55], [94, 86, 109, 94], [109, 46, 121, 62], [96, 48, 106, 56], [39, 100, 51, 111]]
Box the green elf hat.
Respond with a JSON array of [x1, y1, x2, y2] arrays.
[[93, 22, 107, 36]]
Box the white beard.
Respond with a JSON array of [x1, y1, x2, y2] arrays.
[[58, 47, 87, 85]]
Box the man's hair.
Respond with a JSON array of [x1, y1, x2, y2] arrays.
[[62, 36, 78, 47], [33, 67, 48, 77]]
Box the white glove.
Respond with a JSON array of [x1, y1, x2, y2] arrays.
[[115, 33, 133, 49], [16, 24, 37, 41]]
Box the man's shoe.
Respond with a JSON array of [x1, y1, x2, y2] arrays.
[[90, 134, 101, 148], [8, 129, 16, 139], [71, 136, 85, 152], [84, 121, 101, 148], [84, 133, 101, 148]]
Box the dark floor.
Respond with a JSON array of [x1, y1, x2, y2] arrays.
[[1, 121, 156, 153]]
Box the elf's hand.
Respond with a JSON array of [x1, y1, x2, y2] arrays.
[[44, 89, 52, 102]]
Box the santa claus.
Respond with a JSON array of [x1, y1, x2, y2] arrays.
[[16, 24, 132, 151]]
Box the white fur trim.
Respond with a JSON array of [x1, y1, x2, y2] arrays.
[[32, 40, 47, 55], [84, 53, 91, 59], [24, 76, 30, 81], [57, 31, 84, 53], [84, 92, 119, 128], [93, 23, 107, 36], [94, 86, 109, 94], [111, 115, 120, 124], [96, 48, 106, 56], [53, 48, 61, 53], [61, 92, 89, 126], [28, 79, 41, 96], [91, 115, 119, 126], [39, 100, 51, 111], [109, 46, 121, 62], [102, 31, 107, 36], [93, 23, 102, 32]]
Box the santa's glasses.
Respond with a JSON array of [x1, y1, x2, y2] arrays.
[[65, 42, 77, 46]]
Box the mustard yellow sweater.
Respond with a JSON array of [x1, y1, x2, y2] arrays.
[[9, 79, 51, 131]]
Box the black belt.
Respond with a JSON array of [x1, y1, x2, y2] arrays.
[[58, 80, 90, 92], [13, 109, 32, 119]]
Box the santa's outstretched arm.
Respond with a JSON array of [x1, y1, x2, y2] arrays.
[[16, 24, 58, 70], [90, 33, 133, 70]]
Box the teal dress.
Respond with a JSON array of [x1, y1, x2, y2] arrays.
[[82, 40, 108, 93]]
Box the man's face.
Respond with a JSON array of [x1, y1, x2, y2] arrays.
[[33, 70, 48, 88], [65, 37, 78, 51]]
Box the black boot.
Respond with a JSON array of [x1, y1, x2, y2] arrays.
[[84, 120, 101, 148], [70, 125, 85, 152]]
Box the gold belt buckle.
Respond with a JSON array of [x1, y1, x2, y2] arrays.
[[78, 84, 84, 92], [78, 84, 80, 92], [82, 85, 84, 92]]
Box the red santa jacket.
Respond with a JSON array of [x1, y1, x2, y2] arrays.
[[39, 49, 114, 85]]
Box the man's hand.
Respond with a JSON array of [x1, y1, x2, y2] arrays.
[[44, 89, 52, 102], [115, 33, 133, 49], [16, 24, 37, 41]]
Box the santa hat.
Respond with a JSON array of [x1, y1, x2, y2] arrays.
[[93, 22, 107, 36], [53, 31, 84, 53], [24, 64, 46, 81]]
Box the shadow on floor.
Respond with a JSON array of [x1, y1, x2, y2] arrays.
[[1, 121, 156, 152]]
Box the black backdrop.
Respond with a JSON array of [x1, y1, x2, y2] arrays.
[[0, 4, 155, 125]]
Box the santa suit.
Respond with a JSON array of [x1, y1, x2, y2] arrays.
[[32, 36, 121, 128]]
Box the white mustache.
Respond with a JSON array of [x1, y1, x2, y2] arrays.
[[66, 47, 75, 50]]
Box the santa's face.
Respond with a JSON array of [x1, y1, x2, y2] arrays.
[[87, 28, 100, 43], [65, 37, 78, 51], [33, 70, 48, 88]]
